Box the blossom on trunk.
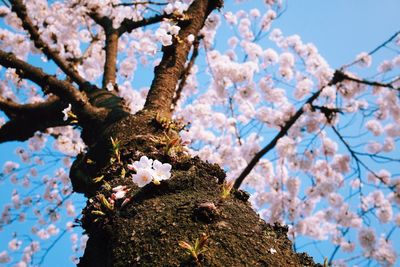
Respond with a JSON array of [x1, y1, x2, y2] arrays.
[[130, 156, 172, 187]]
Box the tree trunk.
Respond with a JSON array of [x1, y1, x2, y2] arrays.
[[69, 111, 320, 267]]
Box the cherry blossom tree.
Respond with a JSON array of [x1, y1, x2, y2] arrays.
[[0, 0, 399, 266]]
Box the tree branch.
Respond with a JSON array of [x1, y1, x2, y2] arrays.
[[170, 35, 201, 112], [0, 96, 70, 143], [144, 0, 223, 117], [10, 0, 88, 87], [0, 50, 106, 123], [88, 13, 119, 89], [340, 71, 399, 91], [118, 13, 171, 36], [233, 89, 324, 189], [233, 70, 346, 189], [0, 95, 59, 119], [102, 30, 119, 89]]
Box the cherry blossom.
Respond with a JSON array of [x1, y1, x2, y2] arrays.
[[131, 168, 154, 187], [130, 156, 172, 187], [0, 0, 399, 266], [152, 160, 172, 184], [0, 251, 11, 263]]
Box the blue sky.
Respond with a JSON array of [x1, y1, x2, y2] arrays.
[[0, 0, 399, 266], [274, 0, 399, 67]]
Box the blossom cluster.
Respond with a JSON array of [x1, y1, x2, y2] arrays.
[[128, 156, 172, 187]]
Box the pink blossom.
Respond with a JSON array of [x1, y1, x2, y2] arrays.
[[366, 141, 382, 154], [3, 161, 19, 174], [0, 251, 10, 263], [358, 228, 376, 249], [14, 261, 27, 267], [373, 237, 396, 266], [47, 224, 59, 236], [356, 52, 372, 67], [279, 52, 295, 67], [383, 137, 395, 152], [152, 160, 172, 183], [132, 168, 154, 187], [70, 233, 78, 243], [340, 241, 355, 253], [376, 202, 392, 223], [276, 136, 296, 157], [155, 28, 172, 46], [8, 238, 22, 251], [349, 178, 361, 189], [224, 12, 237, 25], [321, 137, 337, 157], [365, 119, 383, 136], [295, 78, 313, 100], [378, 60, 393, 72], [36, 229, 50, 240], [164, 2, 188, 15], [331, 155, 350, 174], [130, 156, 153, 171], [66, 201, 76, 216], [112, 185, 128, 199]]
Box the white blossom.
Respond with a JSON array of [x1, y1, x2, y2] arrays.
[[62, 104, 72, 121], [130, 156, 172, 187]]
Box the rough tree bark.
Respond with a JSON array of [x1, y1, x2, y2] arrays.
[[0, 0, 321, 266], [71, 110, 320, 267]]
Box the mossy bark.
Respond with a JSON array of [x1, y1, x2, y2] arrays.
[[70, 111, 321, 267]]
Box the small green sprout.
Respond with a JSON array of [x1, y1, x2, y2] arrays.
[[98, 194, 114, 211], [91, 210, 106, 216], [62, 104, 78, 123], [159, 133, 187, 156], [102, 181, 112, 191], [164, 136, 181, 155], [120, 168, 126, 179], [93, 175, 104, 183], [221, 181, 233, 199], [155, 113, 186, 133], [68, 114, 78, 123], [92, 175, 111, 189], [170, 11, 190, 22], [178, 233, 209, 262], [110, 137, 121, 164], [155, 112, 171, 129], [175, 35, 184, 44]]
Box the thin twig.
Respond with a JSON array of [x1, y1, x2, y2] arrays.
[[341, 72, 399, 91], [38, 229, 68, 265], [1, 0, 10, 8], [342, 30, 400, 69], [233, 87, 325, 189], [331, 126, 395, 190], [232, 69, 350, 189]]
